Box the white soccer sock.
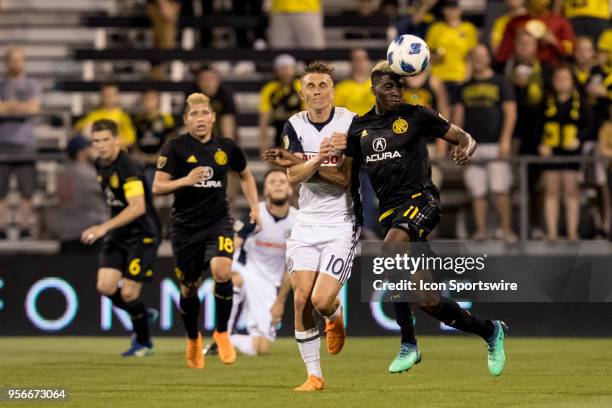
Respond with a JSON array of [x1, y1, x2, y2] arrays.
[[227, 287, 243, 333], [295, 328, 322, 378], [323, 304, 342, 323], [230, 334, 256, 356]]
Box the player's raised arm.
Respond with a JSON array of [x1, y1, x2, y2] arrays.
[[441, 124, 477, 165]]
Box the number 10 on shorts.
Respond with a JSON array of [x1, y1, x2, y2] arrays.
[[326, 254, 345, 276]]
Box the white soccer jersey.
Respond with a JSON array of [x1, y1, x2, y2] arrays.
[[233, 201, 296, 287], [283, 107, 357, 225]]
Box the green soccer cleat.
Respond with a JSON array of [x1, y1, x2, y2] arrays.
[[388, 343, 421, 374], [486, 320, 508, 376]]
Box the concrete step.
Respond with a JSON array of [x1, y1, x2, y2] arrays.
[[0, 28, 94, 43], [0, 0, 115, 12]]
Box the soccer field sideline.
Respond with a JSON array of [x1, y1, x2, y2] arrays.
[[1, 337, 611, 408]]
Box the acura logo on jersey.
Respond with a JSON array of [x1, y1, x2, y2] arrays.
[[373, 138, 387, 152], [194, 166, 221, 188], [366, 151, 402, 163]]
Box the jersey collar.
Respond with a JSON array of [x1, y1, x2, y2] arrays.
[[307, 106, 335, 131]]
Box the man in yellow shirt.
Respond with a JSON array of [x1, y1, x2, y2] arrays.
[[258, 54, 302, 154], [334, 48, 375, 116], [597, 28, 612, 70], [75, 83, 136, 147], [268, 0, 324, 49], [426, 0, 478, 104], [554, 0, 610, 43]]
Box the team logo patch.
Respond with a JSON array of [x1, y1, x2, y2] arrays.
[[283, 135, 289, 149], [157, 155, 167, 169], [286, 258, 294, 272], [110, 172, 120, 189], [373, 138, 387, 152], [174, 267, 184, 280], [361, 129, 368, 137], [186, 155, 197, 163], [392, 118, 409, 134], [214, 150, 228, 165]]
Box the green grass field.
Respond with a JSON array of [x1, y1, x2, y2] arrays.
[[1, 337, 611, 408]]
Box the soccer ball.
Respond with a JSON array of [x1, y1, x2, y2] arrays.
[[386, 34, 430, 77]]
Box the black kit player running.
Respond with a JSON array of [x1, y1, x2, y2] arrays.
[[153, 93, 260, 368], [82, 119, 161, 357], [346, 63, 507, 377]]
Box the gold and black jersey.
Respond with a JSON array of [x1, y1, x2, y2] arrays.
[[95, 150, 160, 243], [347, 104, 450, 214], [157, 134, 247, 243], [541, 91, 591, 166]]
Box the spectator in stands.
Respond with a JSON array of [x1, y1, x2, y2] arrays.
[[495, 0, 574, 67], [75, 83, 136, 147], [505, 31, 549, 237], [572, 37, 611, 236], [258, 54, 301, 155], [335, 49, 375, 116], [490, 0, 527, 55], [0, 48, 41, 240], [539, 66, 590, 241], [456, 44, 518, 242], [56, 136, 107, 253], [596, 28, 612, 69], [598, 105, 612, 238], [132, 89, 176, 186], [192, 65, 236, 139], [553, 0, 610, 43], [334, 48, 379, 238], [396, 0, 438, 39], [146, 0, 181, 79], [268, 0, 325, 49], [425, 0, 478, 107]]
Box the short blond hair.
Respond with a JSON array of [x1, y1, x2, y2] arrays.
[[184, 92, 211, 113], [371, 60, 394, 75]]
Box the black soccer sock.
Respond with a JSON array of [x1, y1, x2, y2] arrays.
[[179, 295, 201, 340], [214, 280, 233, 333], [393, 302, 417, 345], [108, 289, 128, 311], [125, 298, 150, 345], [420, 297, 494, 340]]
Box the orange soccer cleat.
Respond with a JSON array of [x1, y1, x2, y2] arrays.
[[294, 375, 325, 392], [213, 330, 236, 364], [325, 311, 346, 355], [186, 333, 205, 369]]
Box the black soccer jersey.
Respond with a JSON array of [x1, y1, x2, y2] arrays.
[[156, 134, 247, 233], [347, 103, 450, 214], [95, 150, 161, 243]]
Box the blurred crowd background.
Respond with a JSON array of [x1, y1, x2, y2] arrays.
[[0, 0, 610, 247]]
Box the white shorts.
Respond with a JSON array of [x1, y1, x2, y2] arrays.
[[464, 143, 513, 197], [285, 223, 360, 285], [236, 267, 278, 341]]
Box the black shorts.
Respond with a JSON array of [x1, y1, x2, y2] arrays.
[[99, 238, 158, 282], [379, 189, 442, 241], [171, 220, 234, 285]]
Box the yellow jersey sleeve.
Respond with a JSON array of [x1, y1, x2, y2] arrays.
[[123, 179, 145, 199], [258, 81, 277, 113], [271, 0, 320, 13], [490, 15, 511, 51]]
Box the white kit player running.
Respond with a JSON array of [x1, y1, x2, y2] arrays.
[[219, 169, 296, 356], [265, 62, 361, 392]]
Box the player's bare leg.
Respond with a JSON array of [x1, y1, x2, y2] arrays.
[[180, 280, 204, 368], [311, 275, 345, 355], [211, 256, 237, 364], [291, 270, 324, 391]]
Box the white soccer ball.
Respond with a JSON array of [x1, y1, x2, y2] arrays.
[[386, 34, 430, 77]]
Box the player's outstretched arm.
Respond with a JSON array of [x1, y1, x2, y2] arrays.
[[262, 148, 304, 168], [317, 157, 353, 189], [440, 124, 477, 165], [81, 190, 146, 244], [286, 154, 322, 184], [151, 168, 204, 195], [237, 168, 261, 228]]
